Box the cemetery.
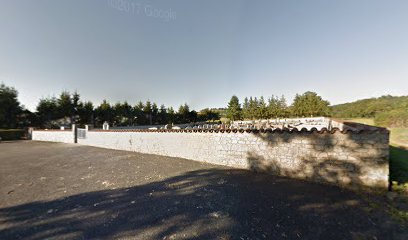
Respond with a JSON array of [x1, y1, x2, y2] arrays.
[[32, 117, 390, 190]]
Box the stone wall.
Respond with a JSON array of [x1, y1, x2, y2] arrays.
[[32, 127, 390, 190], [32, 130, 75, 144]]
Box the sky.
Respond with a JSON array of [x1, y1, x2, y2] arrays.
[[1, 0, 408, 111]]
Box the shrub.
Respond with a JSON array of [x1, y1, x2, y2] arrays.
[[374, 109, 408, 128], [0, 129, 25, 140], [220, 117, 231, 124]]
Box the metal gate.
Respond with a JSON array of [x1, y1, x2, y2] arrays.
[[77, 128, 86, 139]]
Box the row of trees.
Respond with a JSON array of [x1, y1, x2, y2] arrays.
[[226, 91, 331, 121], [0, 82, 333, 129], [0, 83, 221, 129], [35, 92, 220, 128]]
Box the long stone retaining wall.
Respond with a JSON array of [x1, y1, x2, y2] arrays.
[[32, 125, 390, 190]]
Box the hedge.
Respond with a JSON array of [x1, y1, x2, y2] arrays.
[[0, 129, 26, 140]]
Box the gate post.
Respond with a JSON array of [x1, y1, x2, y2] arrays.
[[27, 127, 34, 140], [72, 124, 77, 143]]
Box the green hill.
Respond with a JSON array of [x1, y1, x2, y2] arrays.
[[331, 95, 408, 127]]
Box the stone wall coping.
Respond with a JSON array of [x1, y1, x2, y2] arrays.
[[61, 127, 389, 134], [33, 129, 72, 132]]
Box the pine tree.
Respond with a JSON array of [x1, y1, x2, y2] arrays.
[[158, 104, 167, 124], [278, 95, 288, 117], [152, 103, 159, 124], [144, 101, 153, 124], [226, 95, 242, 121], [167, 107, 175, 124], [258, 96, 268, 119], [242, 97, 250, 119], [95, 100, 113, 125], [248, 97, 255, 119], [178, 103, 190, 123]]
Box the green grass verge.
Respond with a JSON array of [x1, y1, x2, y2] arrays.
[[390, 146, 408, 185], [388, 128, 408, 187], [390, 128, 408, 148]]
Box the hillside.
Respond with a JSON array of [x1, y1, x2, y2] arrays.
[[331, 95, 408, 118], [331, 95, 408, 127]]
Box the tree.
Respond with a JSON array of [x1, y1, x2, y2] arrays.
[[278, 95, 288, 117], [178, 103, 190, 123], [133, 101, 144, 125], [57, 91, 74, 120], [167, 107, 176, 124], [35, 91, 85, 127], [248, 97, 258, 120], [226, 95, 242, 121], [122, 101, 133, 125], [157, 104, 168, 124], [291, 91, 330, 117], [77, 101, 94, 125], [111, 101, 133, 126], [144, 101, 153, 125], [113, 102, 125, 125], [267, 95, 279, 118], [257, 96, 268, 119], [36, 97, 59, 128], [70, 91, 81, 123], [188, 110, 198, 123], [152, 103, 159, 124], [268, 95, 288, 118], [242, 97, 250, 119], [0, 83, 23, 128], [198, 108, 220, 121], [95, 100, 113, 126]]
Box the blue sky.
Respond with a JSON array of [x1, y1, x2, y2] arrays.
[[1, 0, 407, 111]]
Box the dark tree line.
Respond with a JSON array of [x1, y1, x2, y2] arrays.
[[226, 91, 331, 121], [33, 92, 220, 128], [0, 83, 219, 129], [0, 82, 332, 129], [4, 81, 404, 129]]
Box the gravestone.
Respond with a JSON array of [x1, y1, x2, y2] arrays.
[[103, 121, 109, 130]]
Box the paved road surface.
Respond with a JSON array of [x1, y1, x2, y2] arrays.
[[0, 141, 406, 239]]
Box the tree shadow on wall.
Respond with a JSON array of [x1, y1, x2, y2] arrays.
[[247, 152, 364, 188], [246, 131, 389, 190], [0, 169, 404, 240]]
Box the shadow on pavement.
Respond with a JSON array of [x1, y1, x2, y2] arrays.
[[0, 168, 405, 240]]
